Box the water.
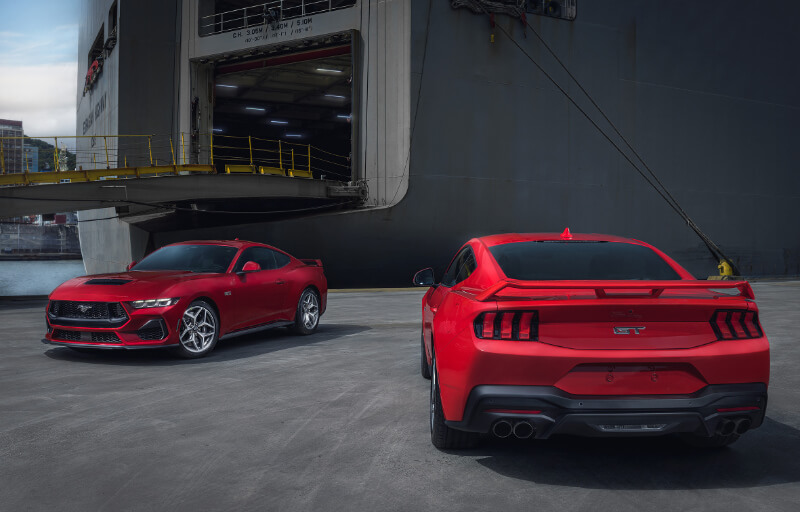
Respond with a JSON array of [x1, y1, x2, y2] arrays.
[[0, 260, 86, 296]]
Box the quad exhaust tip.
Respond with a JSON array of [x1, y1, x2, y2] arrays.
[[513, 421, 534, 439], [492, 420, 513, 438], [717, 417, 752, 436], [734, 417, 752, 435], [492, 420, 535, 439]]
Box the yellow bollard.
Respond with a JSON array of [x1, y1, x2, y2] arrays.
[[291, 148, 295, 172], [278, 140, 283, 171], [170, 137, 176, 165], [210, 133, 214, 165], [104, 136, 110, 169], [248, 135, 253, 167], [181, 133, 186, 164], [147, 136, 153, 166], [307, 144, 311, 173]]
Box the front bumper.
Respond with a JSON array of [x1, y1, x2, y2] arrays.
[[445, 383, 767, 438], [41, 338, 173, 350], [45, 300, 182, 349]]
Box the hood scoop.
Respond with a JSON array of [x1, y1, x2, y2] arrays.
[[84, 279, 133, 285]]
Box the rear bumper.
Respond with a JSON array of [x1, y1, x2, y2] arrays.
[[445, 383, 767, 438]]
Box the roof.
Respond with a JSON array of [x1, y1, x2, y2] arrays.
[[170, 239, 264, 249], [477, 232, 645, 248]]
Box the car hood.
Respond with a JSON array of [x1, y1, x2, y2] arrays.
[[49, 270, 217, 301]]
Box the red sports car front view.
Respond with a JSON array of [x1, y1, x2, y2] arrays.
[[414, 231, 769, 449], [43, 240, 327, 358]]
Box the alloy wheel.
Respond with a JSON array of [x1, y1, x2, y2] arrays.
[[301, 291, 320, 330], [179, 304, 217, 353]]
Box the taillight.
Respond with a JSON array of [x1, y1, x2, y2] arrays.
[[710, 310, 763, 340], [474, 311, 538, 341]]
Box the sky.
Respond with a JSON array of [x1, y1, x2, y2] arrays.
[[0, 0, 80, 148]]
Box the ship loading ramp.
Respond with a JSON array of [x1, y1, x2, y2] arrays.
[[209, 38, 355, 182], [0, 134, 365, 229]]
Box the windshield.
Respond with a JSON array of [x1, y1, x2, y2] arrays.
[[132, 244, 238, 273], [489, 241, 681, 280]]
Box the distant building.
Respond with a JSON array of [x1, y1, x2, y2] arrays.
[[0, 119, 23, 174], [23, 144, 39, 172]]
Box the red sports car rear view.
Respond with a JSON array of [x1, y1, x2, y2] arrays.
[[43, 240, 327, 358], [414, 231, 769, 449]]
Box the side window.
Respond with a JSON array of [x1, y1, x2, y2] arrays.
[[273, 250, 290, 269], [233, 247, 277, 272], [455, 250, 477, 283], [442, 246, 475, 287]]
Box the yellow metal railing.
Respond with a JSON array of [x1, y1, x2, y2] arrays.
[[0, 133, 352, 187], [211, 134, 351, 180]]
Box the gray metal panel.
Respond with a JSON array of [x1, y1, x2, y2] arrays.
[[117, 0, 180, 165], [155, 0, 800, 285]]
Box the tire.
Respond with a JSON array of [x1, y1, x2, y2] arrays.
[[291, 288, 320, 335], [430, 353, 479, 449], [420, 333, 431, 379], [174, 300, 219, 359], [679, 432, 740, 448]]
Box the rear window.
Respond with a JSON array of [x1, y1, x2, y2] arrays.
[[489, 241, 681, 280]]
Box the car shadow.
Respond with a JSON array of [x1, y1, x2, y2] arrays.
[[469, 417, 800, 489], [42, 323, 371, 366]]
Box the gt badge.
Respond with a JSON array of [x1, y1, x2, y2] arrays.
[[613, 326, 646, 335]]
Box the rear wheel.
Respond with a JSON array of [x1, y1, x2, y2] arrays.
[[420, 333, 431, 379], [175, 300, 219, 359], [291, 288, 320, 335], [430, 353, 478, 449]]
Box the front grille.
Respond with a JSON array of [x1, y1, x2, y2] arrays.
[[52, 330, 121, 343], [91, 332, 121, 343], [49, 301, 128, 328], [50, 301, 127, 320], [53, 329, 81, 341]]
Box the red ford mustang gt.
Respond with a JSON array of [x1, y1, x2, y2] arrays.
[[414, 231, 769, 449], [43, 240, 327, 358]]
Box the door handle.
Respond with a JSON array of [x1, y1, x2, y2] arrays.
[[275, 280, 286, 285]]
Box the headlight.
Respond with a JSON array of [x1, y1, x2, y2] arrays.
[[130, 298, 180, 309]]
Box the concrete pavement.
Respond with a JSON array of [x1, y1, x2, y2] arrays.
[[1, 284, 799, 511]]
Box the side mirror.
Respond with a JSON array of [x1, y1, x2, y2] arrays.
[[126, 261, 137, 271], [412, 267, 436, 287], [241, 261, 261, 273]]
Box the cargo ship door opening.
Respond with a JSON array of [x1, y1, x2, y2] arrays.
[[212, 40, 355, 183]]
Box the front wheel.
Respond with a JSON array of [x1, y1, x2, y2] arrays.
[[430, 354, 478, 450], [175, 300, 219, 359], [291, 288, 320, 335]]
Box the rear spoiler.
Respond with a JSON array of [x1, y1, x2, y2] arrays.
[[475, 279, 755, 302], [299, 259, 323, 267]]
